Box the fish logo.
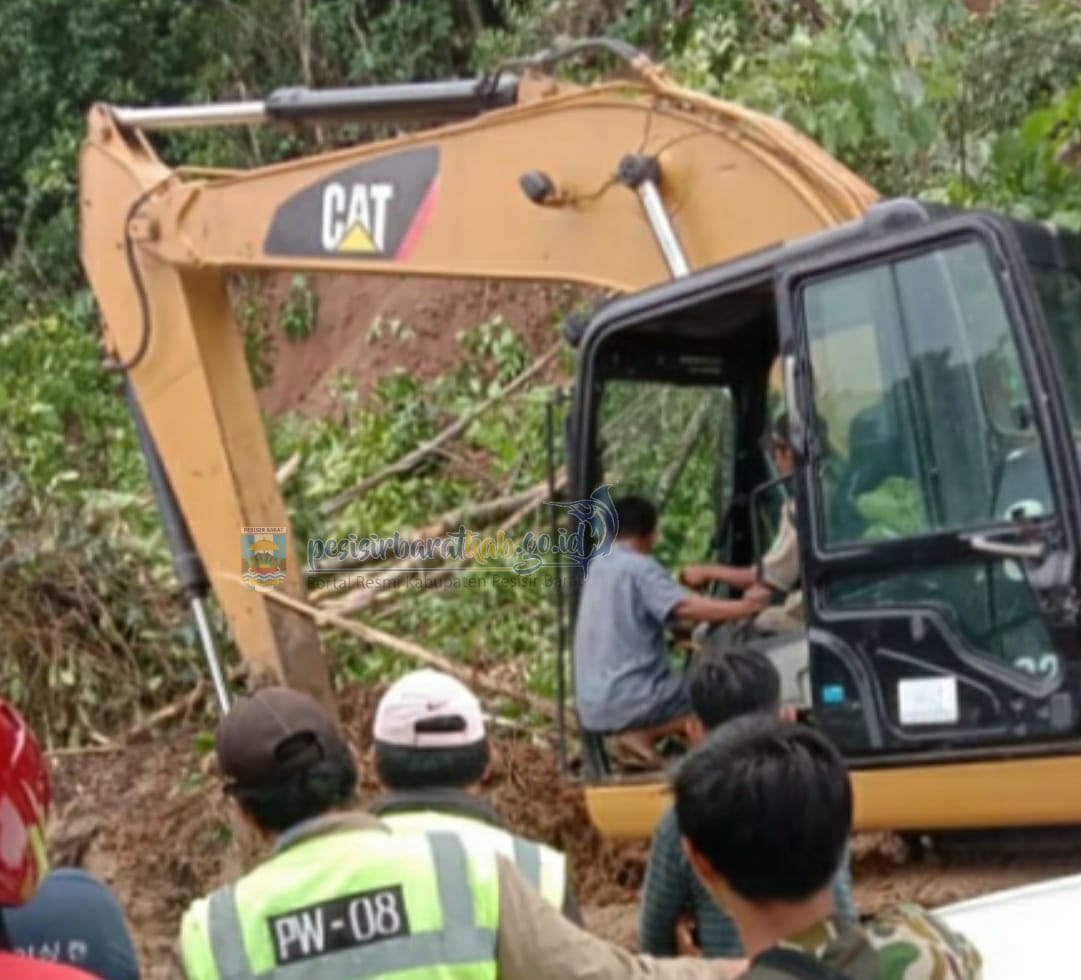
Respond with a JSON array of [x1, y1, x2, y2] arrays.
[[242, 526, 288, 592], [546, 484, 619, 575]]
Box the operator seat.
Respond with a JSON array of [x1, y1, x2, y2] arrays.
[[828, 399, 914, 542]]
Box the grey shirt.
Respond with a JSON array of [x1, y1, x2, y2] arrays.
[[573, 542, 690, 731]]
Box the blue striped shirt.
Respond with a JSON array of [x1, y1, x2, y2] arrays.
[[639, 806, 858, 958]]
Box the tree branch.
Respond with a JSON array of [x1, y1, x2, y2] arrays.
[[246, 581, 574, 730], [319, 343, 561, 516]]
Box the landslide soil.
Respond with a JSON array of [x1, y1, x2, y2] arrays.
[[47, 682, 1081, 979], [254, 274, 591, 417]]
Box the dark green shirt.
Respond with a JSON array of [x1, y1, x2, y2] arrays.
[[640, 806, 857, 958]]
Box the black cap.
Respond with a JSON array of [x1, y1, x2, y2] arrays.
[[215, 687, 346, 787]]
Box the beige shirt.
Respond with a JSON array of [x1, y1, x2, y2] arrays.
[[756, 502, 804, 629]]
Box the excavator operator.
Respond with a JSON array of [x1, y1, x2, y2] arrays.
[[681, 413, 805, 639]]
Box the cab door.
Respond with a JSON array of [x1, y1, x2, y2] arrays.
[[776, 215, 1081, 759]]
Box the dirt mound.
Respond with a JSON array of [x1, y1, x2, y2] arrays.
[[256, 275, 589, 418], [338, 682, 649, 904]]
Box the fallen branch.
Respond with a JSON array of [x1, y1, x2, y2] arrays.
[[346, 480, 556, 616], [243, 580, 576, 733], [319, 342, 561, 516], [656, 397, 714, 510], [308, 483, 554, 582], [125, 664, 248, 741], [276, 451, 302, 486], [46, 744, 126, 758], [125, 681, 208, 741], [317, 470, 566, 615]]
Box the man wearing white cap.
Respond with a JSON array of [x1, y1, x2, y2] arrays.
[[370, 669, 580, 922]]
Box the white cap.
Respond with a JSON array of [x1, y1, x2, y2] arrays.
[[373, 669, 486, 748]]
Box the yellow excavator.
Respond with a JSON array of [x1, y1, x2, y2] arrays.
[[79, 39, 1081, 840]]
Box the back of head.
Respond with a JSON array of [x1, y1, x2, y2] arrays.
[[674, 715, 851, 904], [216, 687, 357, 834], [373, 670, 489, 791], [2, 869, 140, 980], [0, 699, 50, 913], [612, 494, 657, 539], [689, 647, 781, 731]]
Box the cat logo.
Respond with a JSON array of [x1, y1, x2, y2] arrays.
[[321, 182, 395, 253], [265, 146, 439, 262]]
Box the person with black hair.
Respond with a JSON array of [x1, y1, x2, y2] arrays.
[[673, 716, 982, 979], [368, 669, 580, 922], [681, 413, 804, 636], [3, 870, 140, 980], [640, 648, 855, 959], [573, 494, 767, 763], [179, 686, 744, 980]]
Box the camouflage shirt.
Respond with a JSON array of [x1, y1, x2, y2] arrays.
[[743, 903, 982, 980]]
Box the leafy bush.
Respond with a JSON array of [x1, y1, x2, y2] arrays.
[[279, 274, 320, 342]]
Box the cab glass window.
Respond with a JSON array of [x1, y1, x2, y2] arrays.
[[1031, 265, 1081, 432], [801, 238, 1054, 548]]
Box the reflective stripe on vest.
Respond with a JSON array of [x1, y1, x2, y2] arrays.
[[381, 811, 565, 910], [204, 831, 495, 980]]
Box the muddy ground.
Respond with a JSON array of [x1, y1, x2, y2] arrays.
[[45, 681, 1081, 978]]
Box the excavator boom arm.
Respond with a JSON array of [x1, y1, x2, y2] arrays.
[[78, 55, 877, 708]]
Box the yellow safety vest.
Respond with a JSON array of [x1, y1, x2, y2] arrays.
[[179, 819, 500, 980], [380, 809, 567, 912]]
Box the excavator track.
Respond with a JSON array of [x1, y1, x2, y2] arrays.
[[851, 828, 1081, 914]]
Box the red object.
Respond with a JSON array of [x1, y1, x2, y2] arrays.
[[0, 699, 50, 907], [0, 953, 98, 979]]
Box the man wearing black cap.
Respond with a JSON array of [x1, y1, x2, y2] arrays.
[[178, 686, 742, 980]]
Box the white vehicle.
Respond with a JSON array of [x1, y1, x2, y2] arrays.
[[936, 873, 1081, 979]]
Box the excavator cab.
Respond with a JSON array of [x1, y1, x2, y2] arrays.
[[568, 199, 1081, 835]]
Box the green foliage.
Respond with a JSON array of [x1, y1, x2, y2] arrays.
[[723, 0, 1081, 202], [598, 383, 726, 569], [279, 274, 320, 342], [0, 0, 218, 289], [0, 299, 204, 740], [937, 77, 1081, 228], [233, 275, 278, 389]]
